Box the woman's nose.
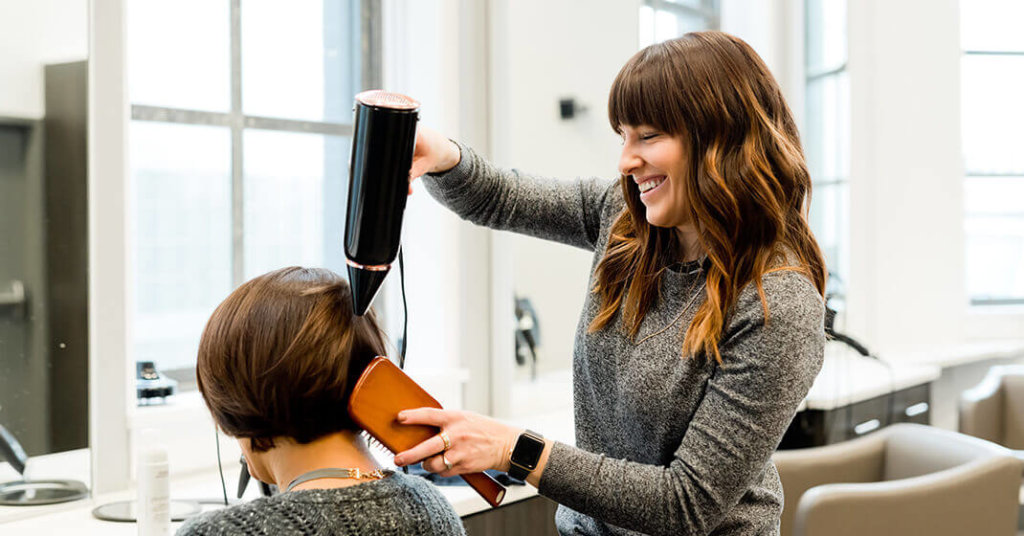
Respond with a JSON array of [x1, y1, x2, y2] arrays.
[[618, 147, 642, 177]]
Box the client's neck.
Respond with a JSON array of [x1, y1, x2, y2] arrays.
[[258, 430, 383, 491]]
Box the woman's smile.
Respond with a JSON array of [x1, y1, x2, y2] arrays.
[[636, 174, 667, 195]]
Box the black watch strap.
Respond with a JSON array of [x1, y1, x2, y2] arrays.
[[508, 429, 545, 481]]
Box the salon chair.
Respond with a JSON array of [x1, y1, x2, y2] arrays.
[[960, 365, 1024, 455], [772, 423, 1021, 536], [960, 364, 1024, 528]]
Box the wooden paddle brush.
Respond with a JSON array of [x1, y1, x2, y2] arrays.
[[347, 356, 506, 508]]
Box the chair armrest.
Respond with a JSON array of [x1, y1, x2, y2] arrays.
[[794, 456, 1023, 536], [960, 372, 1004, 444], [884, 423, 1015, 479], [772, 433, 885, 536]]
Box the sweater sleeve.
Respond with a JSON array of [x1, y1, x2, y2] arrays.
[[537, 271, 825, 535], [420, 142, 618, 252]]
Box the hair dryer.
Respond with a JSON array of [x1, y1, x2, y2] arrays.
[[345, 90, 420, 316]]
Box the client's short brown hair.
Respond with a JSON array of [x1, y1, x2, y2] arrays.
[[196, 266, 388, 451]]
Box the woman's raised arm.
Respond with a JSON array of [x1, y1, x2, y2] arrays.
[[412, 125, 617, 252]]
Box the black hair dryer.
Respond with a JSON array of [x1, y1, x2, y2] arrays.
[[345, 90, 420, 316]]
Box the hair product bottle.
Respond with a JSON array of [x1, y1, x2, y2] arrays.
[[136, 429, 170, 536]]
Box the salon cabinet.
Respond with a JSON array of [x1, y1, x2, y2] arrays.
[[778, 383, 931, 449], [462, 495, 559, 536]]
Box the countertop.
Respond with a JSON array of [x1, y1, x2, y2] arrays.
[[0, 409, 575, 533], [801, 339, 1024, 411], [6, 340, 1024, 532]]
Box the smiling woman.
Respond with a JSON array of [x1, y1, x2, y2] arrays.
[[402, 30, 826, 536], [595, 32, 825, 362]]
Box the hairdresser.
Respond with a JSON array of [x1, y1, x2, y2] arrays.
[[393, 31, 826, 536]]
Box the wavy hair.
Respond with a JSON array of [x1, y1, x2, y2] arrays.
[[590, 31, 826, 362]]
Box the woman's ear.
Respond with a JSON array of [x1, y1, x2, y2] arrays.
[[238, 438, 271, 485]]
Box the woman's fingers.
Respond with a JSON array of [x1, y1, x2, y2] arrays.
[[423, 452, 459, 477], [408, 163, 427, 182], [391, 408, 458, 466], [398, 407, 452, 427], [426, 448, 471, 478], [392, 409, 518, 474], [407, 124, 459, 183], [393, 433, 447, 467]]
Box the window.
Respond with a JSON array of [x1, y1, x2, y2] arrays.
[[128, 0, 380, 386], [961, 0, 1024, 306], [639, 0, 719, 48], [804, 0, 850, 296]]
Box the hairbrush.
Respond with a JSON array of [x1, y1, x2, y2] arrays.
[[347, 356, 506, 507]]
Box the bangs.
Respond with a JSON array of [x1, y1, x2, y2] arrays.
[[608, 43, 688, 136]]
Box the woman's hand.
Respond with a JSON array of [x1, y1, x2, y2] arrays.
[[392, 408, 519, 478], [407, 125, 461, 195]]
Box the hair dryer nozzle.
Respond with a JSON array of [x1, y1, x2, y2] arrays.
[[348, 263, 391, 316]]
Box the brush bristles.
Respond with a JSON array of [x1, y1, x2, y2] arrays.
[[361, 431, 391, 454]]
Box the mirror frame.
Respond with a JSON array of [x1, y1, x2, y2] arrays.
[[88, 0, 133, 495]]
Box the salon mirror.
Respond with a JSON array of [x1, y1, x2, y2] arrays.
[[0, 0, 90, 488]]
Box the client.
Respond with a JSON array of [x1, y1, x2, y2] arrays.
[[178, 266, 465, 535]]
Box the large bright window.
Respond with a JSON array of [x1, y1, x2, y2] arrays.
[[127, 0, 379, 385], [804, 0, 850, 297], [961, 0, 1024, 306], [639, 0, 719, 48]]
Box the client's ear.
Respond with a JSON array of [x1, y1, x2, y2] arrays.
[[238, 438, 271, 485]]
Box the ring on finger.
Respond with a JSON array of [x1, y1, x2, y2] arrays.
[[439, 430, 452, 451], [441, 453, 453, 472]]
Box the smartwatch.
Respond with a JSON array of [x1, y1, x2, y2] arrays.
[[508, 430, 545, 481]]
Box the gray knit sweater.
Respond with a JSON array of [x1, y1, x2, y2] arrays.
[[423, 144, 825, 536], [175, 471, 465, 535]]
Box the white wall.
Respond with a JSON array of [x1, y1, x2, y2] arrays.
[[381, 0, 494, 411], [0, 0, 88, 118], [492, 0, 641, 378], [847, 0, 968, 353]]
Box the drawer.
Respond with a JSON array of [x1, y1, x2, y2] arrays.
[[779, 409, 848, 449], [846, 393, 891, 440], [891, 383, 931, 425]]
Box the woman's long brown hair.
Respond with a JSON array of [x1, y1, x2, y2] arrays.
[[591, 31, 826, 362]]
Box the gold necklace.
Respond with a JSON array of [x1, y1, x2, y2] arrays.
[[635, 268, 705, 345], [286, 467, 386, 492]]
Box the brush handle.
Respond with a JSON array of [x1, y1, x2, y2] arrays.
[[461, 471, 506, 508]]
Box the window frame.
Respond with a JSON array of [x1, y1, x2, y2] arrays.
[[960, 49, 1024, 307], [639, 0, 720, 46], [129, 0, 383, 384], [88, 0, 387, 491], [803, 0, 850, 313]]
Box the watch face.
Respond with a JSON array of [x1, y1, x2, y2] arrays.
[[510, 434, 544, 469]]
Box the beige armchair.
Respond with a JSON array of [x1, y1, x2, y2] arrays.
[[772, 423, 1022, 536], [960, 365, 1024, 528], [960, 365, 1024, 454]]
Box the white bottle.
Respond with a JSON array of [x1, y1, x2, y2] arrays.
[[137, 430, 170, 536]]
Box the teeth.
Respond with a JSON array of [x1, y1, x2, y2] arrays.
[[638, 177, 665, 193]]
